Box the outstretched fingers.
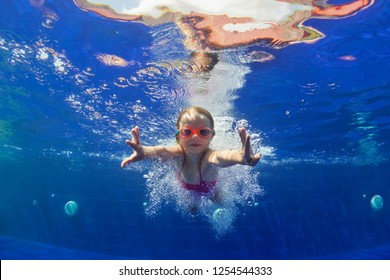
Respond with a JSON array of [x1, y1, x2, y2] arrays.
[[243, 134, 252, 163], [125, 126, 141, 150], [243, 131, 261, 166], [247, 152, 261, 166], [125, 139, 138, 150], [239, 127, 247, 145], [131, 126, 141, 145], [121, 157, 132, 168], [122, 127, 143, 168]]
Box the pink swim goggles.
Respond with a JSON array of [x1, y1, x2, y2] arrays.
[[176, 126, 215, 139]]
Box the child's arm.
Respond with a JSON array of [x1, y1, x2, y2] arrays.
[[121, 126, 182, 168], [208, 128, 261, 168]]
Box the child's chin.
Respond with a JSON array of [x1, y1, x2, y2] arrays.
[[187, 145, 206, 153]]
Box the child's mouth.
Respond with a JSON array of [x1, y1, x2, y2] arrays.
[[190, 143, 201, 147]]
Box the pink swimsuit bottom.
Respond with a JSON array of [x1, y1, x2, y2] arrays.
[[179, 175, 217, 194]]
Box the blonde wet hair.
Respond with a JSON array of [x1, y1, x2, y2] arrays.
[[176, 106, 215, 129]]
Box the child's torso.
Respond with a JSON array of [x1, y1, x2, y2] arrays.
[[177, 150, 218, 194]]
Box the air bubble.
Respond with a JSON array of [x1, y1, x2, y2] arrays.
[[370, 195, 383, 211], [64, 200, 78, 216]]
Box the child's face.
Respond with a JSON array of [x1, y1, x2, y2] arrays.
[[177, 112, 213, 154]]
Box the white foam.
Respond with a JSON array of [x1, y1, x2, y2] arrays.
[[143, 158, 263, 235], [186, 61, 251, 117]]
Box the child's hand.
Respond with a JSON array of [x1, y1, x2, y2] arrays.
[[121, 126, 145, 168], [238, 128, 261, 166]]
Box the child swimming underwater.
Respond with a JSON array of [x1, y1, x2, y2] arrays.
[[121, 106, 261, 209]]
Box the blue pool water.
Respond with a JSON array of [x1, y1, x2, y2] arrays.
[[1, 0, 389, 260]]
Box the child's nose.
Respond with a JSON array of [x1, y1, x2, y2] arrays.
[[192, 132, 200, 139]]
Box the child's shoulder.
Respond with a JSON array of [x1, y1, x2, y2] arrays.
[[168, 144, 185, 161], [170, 144, 184, 154], [203, 148, 218, 162]]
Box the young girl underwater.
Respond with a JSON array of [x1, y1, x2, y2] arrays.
[[121, 106, 261, 212]]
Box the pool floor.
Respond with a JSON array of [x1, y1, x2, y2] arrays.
[[1, 235, 389, 260]]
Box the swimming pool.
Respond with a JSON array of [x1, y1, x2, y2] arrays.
[[0, 0, 389, 260]]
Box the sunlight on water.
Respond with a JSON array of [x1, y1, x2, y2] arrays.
[[1, 26, 381, 167], [350, 111, 384, 165]]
